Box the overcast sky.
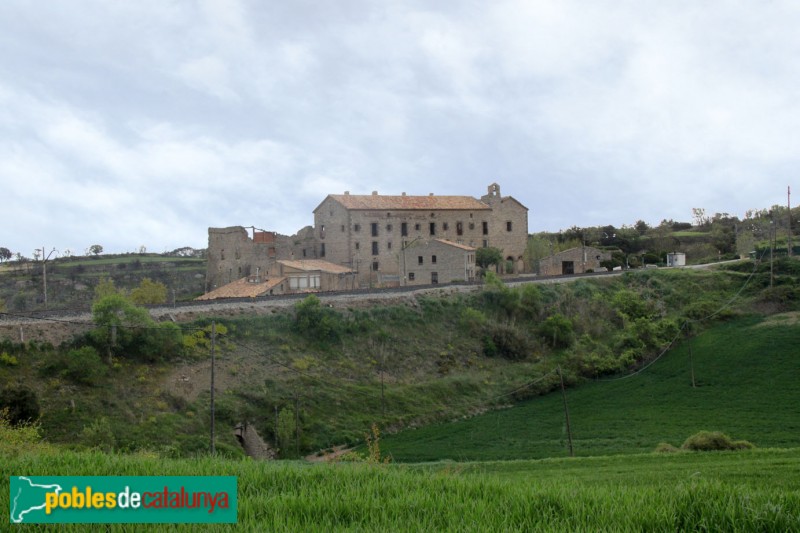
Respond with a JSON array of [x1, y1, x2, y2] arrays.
[[2, 1, 798, 256]]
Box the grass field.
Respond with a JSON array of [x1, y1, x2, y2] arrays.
[[3, 446, 799, 530], [379, 314, 800, 461]]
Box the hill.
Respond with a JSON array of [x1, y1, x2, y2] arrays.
[[1, 259, 798, 461], [378, 313, 800, 461]]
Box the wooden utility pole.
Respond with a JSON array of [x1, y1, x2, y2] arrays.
[[789, 186, 793, 257], [687, 330, 696, 388], [557, 366, 574, 457], [210, 321, 216, 454]]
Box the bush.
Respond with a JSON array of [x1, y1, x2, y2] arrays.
[[0, 386, 40, 425], [538, 314, 574, 348], [681, 431, 755, 451], [63, 347, 106, 385], [482, 323, 531, 360]]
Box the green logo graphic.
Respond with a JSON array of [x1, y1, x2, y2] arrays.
[[9, 476, 237, 524]]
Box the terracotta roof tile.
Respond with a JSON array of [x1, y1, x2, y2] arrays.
[[277, 259, 354, 274], [434, 239, 477, 251], [324, 194, 490, 211], [196, 276, 285, 300]]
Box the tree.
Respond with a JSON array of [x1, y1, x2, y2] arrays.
[[130, 278, 168, 305], [0, 247, 11, 262], [476, 247, 503, 269], [89, 244, 103, 256]]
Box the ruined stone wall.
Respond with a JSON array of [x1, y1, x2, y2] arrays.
[[206, 226, 317, 291]]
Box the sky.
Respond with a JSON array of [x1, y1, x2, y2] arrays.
[[1, 1, 798, 257]]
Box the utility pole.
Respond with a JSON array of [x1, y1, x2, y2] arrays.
[[37, 247, 58, 310], [557, 366, 574, 457], [686, 329, 696, 388], [770, 214, 775, 288], [294, 393, 300, 457], [210, 321, 216, 454], [789, 186, 793, 257]]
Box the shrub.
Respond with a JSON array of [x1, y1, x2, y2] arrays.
[[538, 314, 574, 348], [0, 409, 42, 452], [0, 386, 40, 425], [0, 352, 18, 366], [681, 431, 755, 451], [81, 416, 116, 452], [654, 442, 680, 453], [482, 323, 531, 360]]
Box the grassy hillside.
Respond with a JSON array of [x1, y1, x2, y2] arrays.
[[1, 261, 798, 461], [3, 443, 799, 530], [379, 314, 800, 461], [0, 253, 206, 311]]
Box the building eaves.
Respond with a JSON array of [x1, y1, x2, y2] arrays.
[[196, 276, 285, 300], [322, 194, 491, 211], [277, 259, 355, 274]]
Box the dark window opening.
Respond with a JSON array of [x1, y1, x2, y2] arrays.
[[443, 222, 449, 231], [432, 255, 437, 264], [431, 272, 439, 284], [372, 261, 379, 271], [388, 242, 392, 250], [418, 256, 423, 265], [506, 221, 512, 232], [386, 224, 393, 232], [429, 222, 436, 235], [341, 225, 345, 232], [482, 221, 488, 235], [302, 249, 307, 257], [408, 272, 415, 281], [320, 243, 326, 257], [355, 242, 360, 250], [401, 222, 408, 236], [483, 240, 488, 248], [354, 224, 361, 232], [457, 222, 463, 235], [371, 223, 378, 236], [469, 222, 475, 230], [372, 241, 379, 255], [415, 223, 421, 231]]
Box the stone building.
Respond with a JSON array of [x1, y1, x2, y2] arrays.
[[400, 239, 477, 285], [313, 183, 527, 285], [538, 246, 612, 276], [204, 183, 528, 292]]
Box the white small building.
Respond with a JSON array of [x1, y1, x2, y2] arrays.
[[666, 252, 686, 267]]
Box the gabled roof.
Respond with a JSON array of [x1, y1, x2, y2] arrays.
[[196, 276, 285, 300], [277, 259, 354, 274], [434, 239, 477, 251], [315, 193, 490, 212]]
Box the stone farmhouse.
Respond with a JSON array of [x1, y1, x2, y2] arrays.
[[204, 183, 528, 295], [537, 246, 612, 276]]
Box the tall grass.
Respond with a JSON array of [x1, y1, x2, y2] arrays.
[[2, 448, 798, 531]]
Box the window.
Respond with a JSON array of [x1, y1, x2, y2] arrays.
[[401, 222, 408, 236], [388, 241, 392, 250], [408, 272, 415, 281], [355, 242, 360, 250], [220, 249, 225, 260], [341, 225, 345, 232], [386, 224, 393, 232], [372, 261, 379, 271], [371, 223, 378, 237], [432, 255, 437, 264], [431, 272, 439, 284], [482, 221, 489, 235], [372, 241, 379, 255], [354, 224, 361, 232], [320, 243, 326, 257], [457, 222, 463, 236], [429, 222, 436, 235], [302, 249, 307, 257], [469, 222, 475, 230], [443, 222, 449, 231], [418, 256, 423, 265], [506, 221, 512, 232], [483, 240, 488, 248], [415, 223, 421, 231]]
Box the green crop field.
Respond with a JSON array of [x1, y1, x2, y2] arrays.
[[379, 314, 800, 462], [3, 447, 799, 531]]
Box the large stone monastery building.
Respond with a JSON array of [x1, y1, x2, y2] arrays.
[[205, 183, 528, 292]]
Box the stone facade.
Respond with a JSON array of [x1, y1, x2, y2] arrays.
[[400, 239, 477, 285], [538, 246, 612, 276], [313, 183, 527, 285], [205, 183, 528, 291]]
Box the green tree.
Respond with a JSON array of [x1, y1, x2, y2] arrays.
[[476, 247, 503, 269], [94, 277, 124, 301], [130, 278, 168, 305], [0, 247, 11, 262], [89, 244, 103, 256]]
